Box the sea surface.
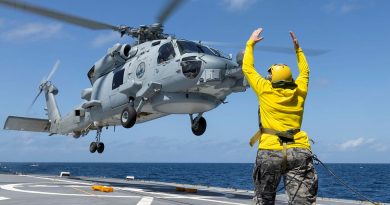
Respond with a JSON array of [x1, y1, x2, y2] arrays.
[[0, 162, 389, 203]]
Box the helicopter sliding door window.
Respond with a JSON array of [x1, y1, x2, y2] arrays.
[[112, 69, 125, 90], [157, 43, 176, 64]]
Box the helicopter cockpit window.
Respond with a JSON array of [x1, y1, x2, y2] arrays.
[[87, 65, 95, 85], [176, 41, 215, 56], [209, 48, 229, 59], [157, 43, 176, 64], [112, 69, 125, 90]]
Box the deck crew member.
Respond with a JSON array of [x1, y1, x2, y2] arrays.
[[243, 28, 318, 205]]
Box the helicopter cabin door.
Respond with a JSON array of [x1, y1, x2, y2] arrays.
[[109, 69, 128, 109]]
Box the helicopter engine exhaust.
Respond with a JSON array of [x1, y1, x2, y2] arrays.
[[92, 43, 131, 79], [119, 44, 131, 59]]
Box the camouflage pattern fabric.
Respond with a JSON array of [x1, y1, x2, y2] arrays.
[[253, 148, 318, 205]]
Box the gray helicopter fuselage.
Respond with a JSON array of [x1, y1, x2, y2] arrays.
[[1, 0, 250, 153], [48, 38, 246, 137]]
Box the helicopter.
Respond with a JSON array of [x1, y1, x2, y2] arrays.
[[1, 0, 249, 154]]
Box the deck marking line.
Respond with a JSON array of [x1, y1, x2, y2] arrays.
[[71, 187, 95, 196], [0, 183, 140, 198], [116, 187, 248, 205], [0, 197, 10, 201], [23, 175, 92, 185], [137, 197, 154, 205], [65, 185, 89, 188], [119, 187, 144, 192], [30, 185, 60, 188]]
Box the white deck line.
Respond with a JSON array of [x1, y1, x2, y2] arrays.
[[0, 197, 10, 201], [136, 197, 154, 205]]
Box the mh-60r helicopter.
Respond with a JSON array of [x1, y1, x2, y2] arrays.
[[1, 0, 249, 154]]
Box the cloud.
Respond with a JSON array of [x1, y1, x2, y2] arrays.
[[322, 1, 363, 14], [221, 0, 256, 12], [369, 141, 389, 152], [91, 32, 123, 47], [338, 137, 389, 152], [340, 3, 362, 14], [1, 22, 62, 41], [339, 137, 364, 150]]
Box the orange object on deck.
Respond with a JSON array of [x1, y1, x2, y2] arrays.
[[175, 186, 185, 192], [175, 186, 197, 193], [91, 185, 114, 193], [185, 188, 197, 193]]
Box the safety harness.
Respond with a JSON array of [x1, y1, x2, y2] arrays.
[[250, 127, 300, 171], [250, 107, 300, 171]]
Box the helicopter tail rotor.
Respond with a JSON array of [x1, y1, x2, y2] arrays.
[[27, 60, 60, 112]]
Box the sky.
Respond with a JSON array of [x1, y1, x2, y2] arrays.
[[0, 0, 389, 163]]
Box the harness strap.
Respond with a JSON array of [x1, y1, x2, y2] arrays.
[[260, 127, 300, 172], [261, 127, 300, 139], [249, 128, 300, 147], [282, 142, 287, 171], [249, 130, 261, 147]]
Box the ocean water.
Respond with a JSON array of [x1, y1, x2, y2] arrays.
[[0, 162, 389, 203]]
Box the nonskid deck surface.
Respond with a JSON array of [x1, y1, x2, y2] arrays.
[[0, 174, 384, 205]]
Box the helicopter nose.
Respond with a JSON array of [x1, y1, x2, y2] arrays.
[[180, 54, 239, 82], [195, 55, 239, 83], [200, 55, 237, 73]]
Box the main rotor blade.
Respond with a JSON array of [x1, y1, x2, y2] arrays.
[[156, 0, 184, 24], [257, 46, 329, 56], [46, 60, 60, 82], [0, 0, 118, 30], [27, 89, 43, 112], [202, 41, 329, 57]]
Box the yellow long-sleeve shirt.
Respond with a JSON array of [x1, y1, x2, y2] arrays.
[[242, 39, 311, 151]]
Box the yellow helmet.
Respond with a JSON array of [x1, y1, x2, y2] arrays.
[[267, 64, 293, 82]]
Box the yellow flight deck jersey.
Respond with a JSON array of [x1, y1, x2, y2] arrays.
[[242, 39, 311, 151]]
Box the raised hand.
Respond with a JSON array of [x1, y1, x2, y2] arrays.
[[249, 28, 264, 45], [289, 31, 300, 50]]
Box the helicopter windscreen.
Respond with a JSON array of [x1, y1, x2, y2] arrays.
[[209, 47, 230, 59], [177, 41, 216, 56]]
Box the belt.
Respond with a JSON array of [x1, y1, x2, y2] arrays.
[[249, 127, 300, 172]]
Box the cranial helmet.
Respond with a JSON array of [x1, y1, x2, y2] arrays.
[[267, 64, 293, 82]]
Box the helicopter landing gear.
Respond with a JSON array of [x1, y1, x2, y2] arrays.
[[89, 142, 97, 153], [90, 127, 104, 154], [190, 113, 207, 136], [121, 106, 137, 128]]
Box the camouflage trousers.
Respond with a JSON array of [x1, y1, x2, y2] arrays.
[[253, 148, 318, 205]]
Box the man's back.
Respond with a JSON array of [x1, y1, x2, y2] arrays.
[[243, 39, 311, 151]]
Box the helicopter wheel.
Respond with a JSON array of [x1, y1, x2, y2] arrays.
[[121, 107, 137, 128], [89, 142, 97, 153], [191, 117, 207, 136], [97, 142, 105, 154]]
